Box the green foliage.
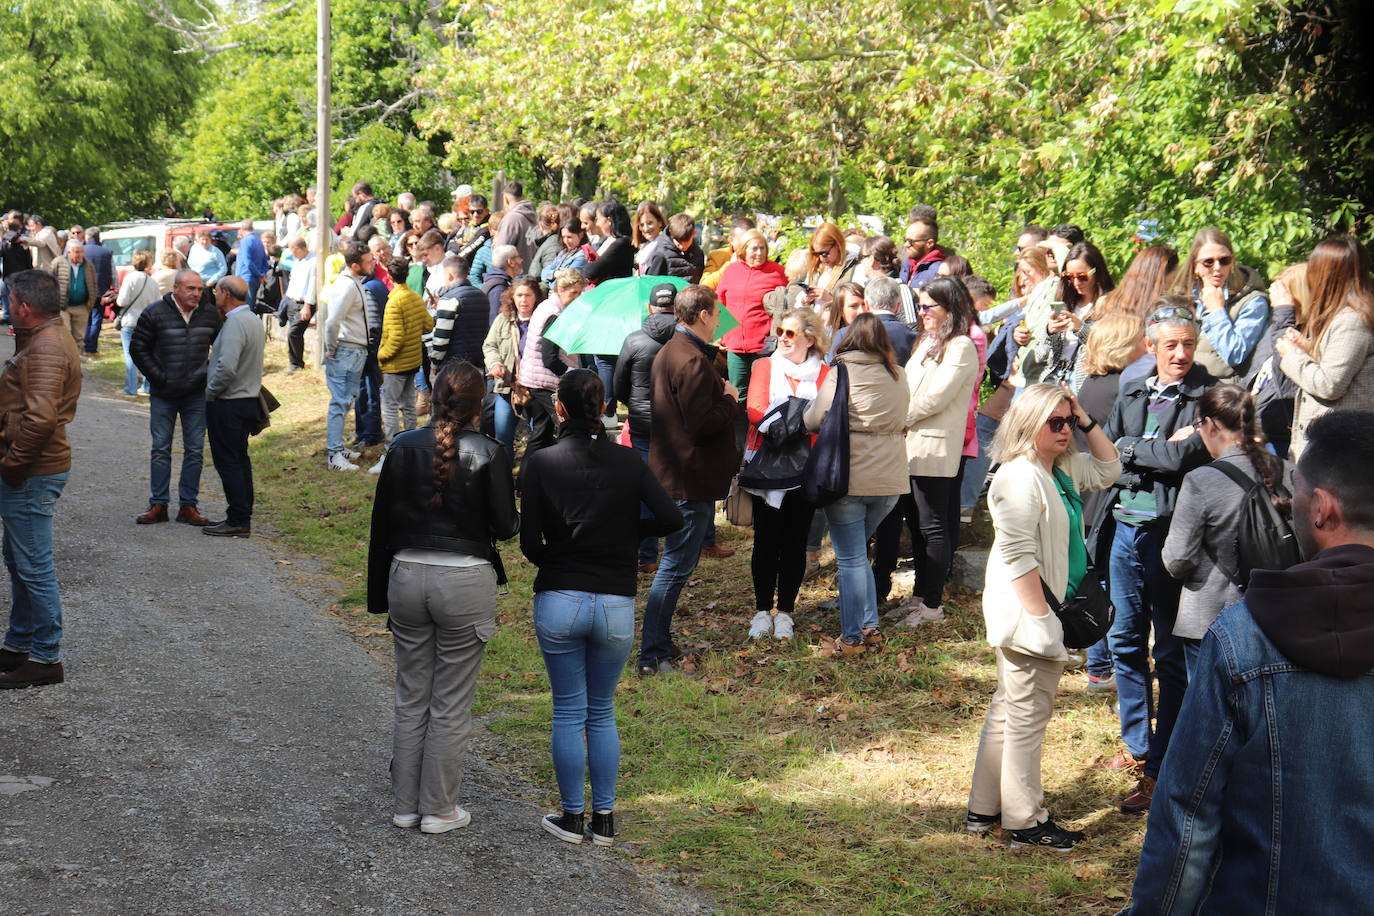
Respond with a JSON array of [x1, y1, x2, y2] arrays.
[[0, 0, 202, 224], [169, 0, 449, 218]]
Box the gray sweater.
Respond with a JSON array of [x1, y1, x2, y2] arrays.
[[1162, 446, 1295, 639], [206, 306, 265, 401]]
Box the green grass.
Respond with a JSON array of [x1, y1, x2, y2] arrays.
[[88, 327, 1144, 914]]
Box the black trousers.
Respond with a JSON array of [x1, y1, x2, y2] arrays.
[[286, 307, 309, 369], [750, 490, 812, 614], [523, 388, 559, 457], [871, 476, 954, 608], [206, 397, 257, 526]]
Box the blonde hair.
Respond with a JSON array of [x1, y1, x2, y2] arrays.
[[783, 247, 810, 282], [778, 307, 830, 358], [553, 268, 587, 293], [159, 248, 180, 268], [1081, 312, 1144, 376], [131, 249, 153, 272], [990, 383, 1073, 465], [437, 212, 458, 235], [733, 229, 768, 259], [1274, 262, 1309, 325]]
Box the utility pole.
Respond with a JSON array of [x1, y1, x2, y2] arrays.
[[313, 0, 331, 367]]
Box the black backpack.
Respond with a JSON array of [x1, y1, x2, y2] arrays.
[[1209, 458, 1302, 589]]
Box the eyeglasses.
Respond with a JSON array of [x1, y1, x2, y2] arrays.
[[1063, 269, 1096, 283], [905, 237, 931, 247], [773, 327, 804, 340], [1046, 415, 1079, 433], [1200, 256, 1233, 269], [1148, 305, 1198, 326]]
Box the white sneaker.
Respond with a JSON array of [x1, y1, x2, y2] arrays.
[[419, 807, 471, 834], [342, 447, 362, 461], [328, 453, 359, 471], [392, 813, 420, 829], [884, 595, 922, 622], [897, 601, 944, 628], [368, 455, 385, 474], [748, 611, 773, 640], [772, 612, 795, 641], [600, 415, 619, 430]]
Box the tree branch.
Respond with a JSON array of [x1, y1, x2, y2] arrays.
[[148, 0, 298, 61]]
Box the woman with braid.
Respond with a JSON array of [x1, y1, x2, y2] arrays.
[[520, 369, 683, 847], [367, 361, 519, 834]]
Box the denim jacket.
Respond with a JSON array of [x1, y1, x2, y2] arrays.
[[1125, 544, 1374, 914]]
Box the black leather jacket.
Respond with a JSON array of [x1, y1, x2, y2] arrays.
[[613, 312, 677, 441], [367, 425, 519, 614]]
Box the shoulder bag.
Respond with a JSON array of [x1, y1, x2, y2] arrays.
[[1039, 568, 1114, 649], [800, 361, 849, 507]]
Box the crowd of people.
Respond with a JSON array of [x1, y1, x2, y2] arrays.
[[3, 182, 1374, 911]]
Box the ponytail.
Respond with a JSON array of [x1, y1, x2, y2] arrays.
[[556, 368, 608, 457], [428, 361, 486, 509], [1199, 384, 1289, 511]]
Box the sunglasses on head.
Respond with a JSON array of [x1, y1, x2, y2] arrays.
[[774, 327, 805, 340], [1200, 256, 1233, 269], [1148, 305, 1198, 326], [1046, 415, 1079, 433]]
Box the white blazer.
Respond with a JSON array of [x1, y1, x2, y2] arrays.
[[904, 335, 980, 478]]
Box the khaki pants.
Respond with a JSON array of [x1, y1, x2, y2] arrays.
[[63, 305, 90, 350], [388, 559, 496, 816], [968, 646, 1065, 830]]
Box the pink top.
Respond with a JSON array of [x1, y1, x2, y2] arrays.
[[964, 322, 988, 458]]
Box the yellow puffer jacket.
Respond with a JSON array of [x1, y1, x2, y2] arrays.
[[378, 285, 434, 375]]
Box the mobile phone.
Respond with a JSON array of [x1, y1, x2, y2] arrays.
[[796, 281, 810, 290], [1051, 300, 1067, 315]]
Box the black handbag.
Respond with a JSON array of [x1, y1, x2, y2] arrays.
[[738, 396, 810, 491], [1040, 569, 1114, 650], [801, 362, 849, 507]]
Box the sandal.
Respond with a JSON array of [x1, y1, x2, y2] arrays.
[[821, 636, 867, 659], [862, 627, 884, 648]]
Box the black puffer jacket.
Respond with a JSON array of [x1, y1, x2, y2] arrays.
[[129, 294, 224, 399], [366, 425, 519, 615], [640, 238, 705, 283], [613, 312, 677, 441]]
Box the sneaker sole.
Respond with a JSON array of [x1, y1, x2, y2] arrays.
[[1008, 838, 1075, 852], [541, 817, 584, 844], [392, 814, 420, 829], [590, 833, 614, 847], [965, 822, 997, 833]]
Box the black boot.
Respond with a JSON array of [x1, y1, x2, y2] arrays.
[[541, 810, 584, 844], [589, 810, 615, 847]]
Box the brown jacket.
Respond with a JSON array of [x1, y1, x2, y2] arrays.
[[0, 317, 82, 485], [49, 255, 98, 312], [649, 328, 739, 501]]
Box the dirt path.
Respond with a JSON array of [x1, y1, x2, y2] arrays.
[[0, 334, 710, 915]]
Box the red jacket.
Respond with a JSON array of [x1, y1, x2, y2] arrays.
[[746, 355, 829, 453], [717, 260, 787, 353]]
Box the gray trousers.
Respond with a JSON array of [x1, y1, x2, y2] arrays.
[[380, 372, 417, 448], [388, 559, 497, 816]]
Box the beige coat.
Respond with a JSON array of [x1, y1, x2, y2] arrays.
[[981, 452, 1120, 660], [1279, 306, 1374, 458], [803, 350, 909, 497], [904, 335, 980, 478]]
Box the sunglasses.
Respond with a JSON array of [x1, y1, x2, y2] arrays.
[[1200, 256, 1233, 269], [810, 246, 835, 258], [905, 237, 931, 247], [917, 303, 943, 313], [1063, 269, 1096, 283], [1148, 305, 1198, 326], [1046, 415, 1079, 433], [773, 327, 805, 340]]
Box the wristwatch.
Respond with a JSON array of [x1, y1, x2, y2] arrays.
[[1079, 417, 1097, 433]]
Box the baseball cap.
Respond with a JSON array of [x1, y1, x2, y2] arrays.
[[649, 283, 678, 312]]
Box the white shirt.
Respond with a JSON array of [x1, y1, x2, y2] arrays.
[[285, 253, 317, 305]]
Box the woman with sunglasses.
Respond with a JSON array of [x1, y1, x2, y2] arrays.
[[967, 382, 1120, 851], [388, 211, 411, 257], [742, 309, 830, 641], [799, 222, 857, 308], [1275, 234, 1374, 458], [888, 277, 981, 628], [1047, 241, 1116, 389], [717, 229, 788, 400], [1171, 228, 1269, 384]]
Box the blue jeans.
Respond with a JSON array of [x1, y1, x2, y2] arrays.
[[631, 434, 658, 565], [149, 392, 206, 507], [83, 298, 103, 353], [490, 384, 516, 465], [1, 472, 69, 664], [639, 498, 713, 666], [325, 343, 367, 456], [534, 589, 635, 813], [591, 354, 617, 415], [825, 494, 900, 641], [961, 413, 998, 508], [119, 326, 148, 395], [353, 346, 383, 444], [1107, 521, 1186, 779]]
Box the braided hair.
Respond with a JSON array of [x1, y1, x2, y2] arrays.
[[428, 361, 486, 510], [556, 368, 607, 456], [1198, 384, 1289, 511]]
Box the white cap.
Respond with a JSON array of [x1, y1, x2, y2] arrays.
[[451, 183, 473, 199]]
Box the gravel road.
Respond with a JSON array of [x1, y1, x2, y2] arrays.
[[0, 336, 711, 916]]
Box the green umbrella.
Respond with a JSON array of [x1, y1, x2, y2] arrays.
[[543, 275, 739, 355]]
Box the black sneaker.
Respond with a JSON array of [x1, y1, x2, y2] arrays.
[[965, 810, 1000, 833], [1008, 818, 1084, 851], [589, 810, 615, 847], [541, 811, 585, 844]]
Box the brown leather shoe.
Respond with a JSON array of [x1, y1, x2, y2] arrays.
[[0, 647, 28, 673], [0, 659, 64, 690], [638, 562, 659, 574], [1092, 749, 1145, 773], [700, 545, 736, 559], [1120, 775, 1156, 814], [416, 390, 432, 416], [176, 505, 210, 526], [136, 504, 169, 524]]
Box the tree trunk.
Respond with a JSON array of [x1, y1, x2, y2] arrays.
[[560, 161, 576, 199], [827, 154, 845, 219]]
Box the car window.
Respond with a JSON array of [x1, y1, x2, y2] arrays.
[[105, 236, 157, 267]]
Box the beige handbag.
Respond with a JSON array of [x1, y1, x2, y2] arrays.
[[724, 466, 753, 527]]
